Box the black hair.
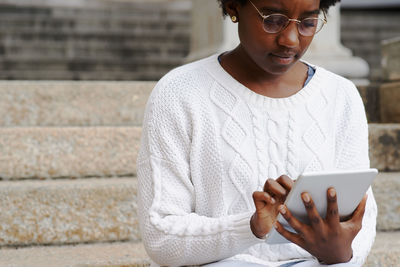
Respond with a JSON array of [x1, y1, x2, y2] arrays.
[[217, 0, 341, 16]]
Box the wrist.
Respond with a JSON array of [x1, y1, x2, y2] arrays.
[[250, 213, 268, 239], [318, 249, 353, 265]]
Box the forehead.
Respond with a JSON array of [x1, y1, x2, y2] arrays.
[[257, 0, 320, 13]]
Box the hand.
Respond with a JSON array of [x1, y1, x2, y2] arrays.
[[250, 175, 294, 238], [263, 175, 294, 203], [274, 188, 368, 264]]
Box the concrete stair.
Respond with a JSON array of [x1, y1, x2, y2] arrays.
[[0, 173, 398, 245], [0, 0, 191, 80], [0, 81, 154, 127], [0, 232, 398, 267], [0, 178, 141, 246], [0, 242, 150, 267], [0, 81, 399, 266]]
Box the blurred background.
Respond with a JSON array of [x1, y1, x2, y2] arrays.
[[0, 0, 398, 81], [0, 0, 399, 266]]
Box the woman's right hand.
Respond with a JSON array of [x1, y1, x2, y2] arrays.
[[250, 175, 294, 238]]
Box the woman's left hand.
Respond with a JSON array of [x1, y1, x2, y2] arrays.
[[274, 187, 367, 264]]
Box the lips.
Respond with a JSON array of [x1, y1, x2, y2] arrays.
[[270, 52, 297, 65]]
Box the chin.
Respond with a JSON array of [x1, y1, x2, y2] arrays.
[[263, 63, 295, 76], [262, 56, 301, 76]]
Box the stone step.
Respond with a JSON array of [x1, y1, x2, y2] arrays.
[[0, 178, 141, 246], [0, 81, 154, 127], [356, 84, 380, 123], [369, 123, 400, 171], [2, 40, 188, 54], [0, 81, 391, 127], [0, 62, 182, 74], [0, 242, 150, 267], [373, 172, 400, 231], [0, 124, 399, 180], [0, 232, 398, 266], [0, 25, 190, 38], [379, 82, 400, 123], [0, 1, 191, 18], [0, 51, 188, 64], [0, 1, 190, 81], [382, 38, 400, 82], [1, 44, 188, 59], [0, 173, 398, 246], [0, 12, 190, 26], [0, 55, 185, 65], [0, 127, 141, 180], [0, 69, 168, 81], [364, 231, 400, 267]]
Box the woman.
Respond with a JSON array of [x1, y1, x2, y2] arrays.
[[137, 0, 377, 266]]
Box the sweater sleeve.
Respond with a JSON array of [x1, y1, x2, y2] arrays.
[[334, 81, 377, 266], [137, 78, 261, 266]]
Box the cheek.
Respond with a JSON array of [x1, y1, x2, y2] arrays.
[[298, 38, 314, 56], [238, 21, 275, 54]]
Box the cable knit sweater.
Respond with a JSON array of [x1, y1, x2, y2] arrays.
[[137, 54, 377, 267]]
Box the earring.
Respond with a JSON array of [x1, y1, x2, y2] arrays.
[[231, 16, 237, 22]]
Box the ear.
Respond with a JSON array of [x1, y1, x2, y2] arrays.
[[224, 0, 241, 21]]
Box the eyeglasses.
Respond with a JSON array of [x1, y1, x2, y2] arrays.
[[248, 0, 327, 37]]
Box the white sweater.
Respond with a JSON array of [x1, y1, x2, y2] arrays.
[[137, 54, 377, 267]]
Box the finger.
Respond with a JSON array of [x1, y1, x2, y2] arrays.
[[276, 175, 294, 193], [326, 187, 340, 227], [343, 194, 368, 237], [274, 221, 304, 247], [252, 191, 275, 211], [350, 194, 368, 223], [263, 178, 287, 200], [278, 205, 307, 236], [301, 192, 324, 234]]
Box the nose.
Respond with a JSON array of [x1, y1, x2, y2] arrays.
[[277, 22, 300, 48]]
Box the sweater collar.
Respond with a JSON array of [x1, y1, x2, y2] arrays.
[[204, 54, 324, 111]]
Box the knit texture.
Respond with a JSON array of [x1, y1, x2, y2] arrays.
[[137, 54, 377, 267]]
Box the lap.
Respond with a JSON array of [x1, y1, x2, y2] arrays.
[[291, 260, 360, 267], [202, 260, 266, 267], [202, 259, 360, 267]]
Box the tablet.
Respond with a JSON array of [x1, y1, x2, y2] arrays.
[[266, 168, 378, 244]]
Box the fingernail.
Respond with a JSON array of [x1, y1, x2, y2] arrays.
[[271, 197, 276, 204], [329, 188, 336, 198], [273, 223, 278, 229], [279, 205, 286, 214], [302, 193, 310, 203]]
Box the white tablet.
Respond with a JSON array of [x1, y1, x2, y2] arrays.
[[266, 168, 378, 244]]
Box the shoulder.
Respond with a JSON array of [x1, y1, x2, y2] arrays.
[[143, 55, 219, 127], [149, 55, 218, 105], [312, 65, 363, 106]]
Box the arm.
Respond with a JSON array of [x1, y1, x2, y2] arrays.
[[137, 80, 261, 266], [334, 82, 377, 265]]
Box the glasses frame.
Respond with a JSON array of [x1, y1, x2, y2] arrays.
[[248, 0, 327, 37]]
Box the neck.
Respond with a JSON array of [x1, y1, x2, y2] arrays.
[[219, 45, 308, 98]]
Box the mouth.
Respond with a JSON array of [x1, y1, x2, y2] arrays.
[[270, 53, 297, 65]]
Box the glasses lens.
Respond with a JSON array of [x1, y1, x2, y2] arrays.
[[299, 18, 325, 36], [263, 14, 288, 33]]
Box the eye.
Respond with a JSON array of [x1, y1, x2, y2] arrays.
[[301, 18, 318, 28], [265, 14, 288, 26], [263, 14, 288, 33]]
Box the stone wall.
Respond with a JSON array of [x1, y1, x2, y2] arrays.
[[341, 8, 400, 80]]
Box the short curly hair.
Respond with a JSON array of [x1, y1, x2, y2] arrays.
[[217, 0, 340, 15]]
